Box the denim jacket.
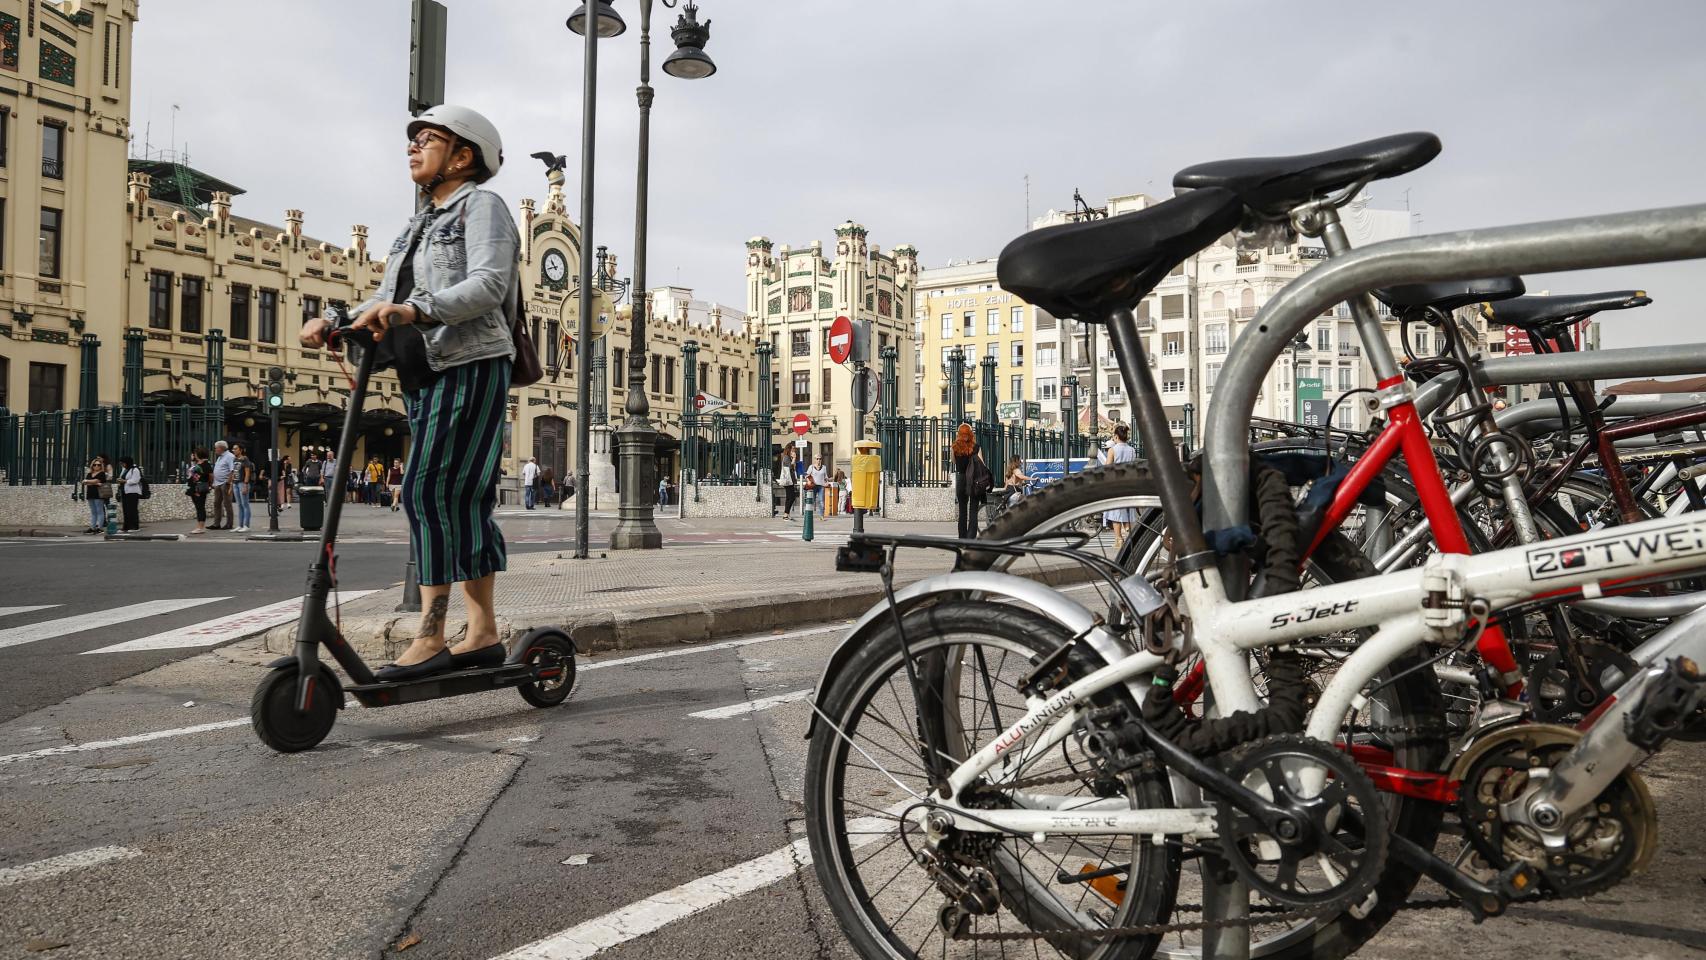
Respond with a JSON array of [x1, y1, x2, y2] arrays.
[[352, 182, 517, 371]]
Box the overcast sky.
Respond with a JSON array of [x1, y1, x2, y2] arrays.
[[132, 0, 1705, 350]]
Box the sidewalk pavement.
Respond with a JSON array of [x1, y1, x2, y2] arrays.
[[259, 516, 1077, 661]]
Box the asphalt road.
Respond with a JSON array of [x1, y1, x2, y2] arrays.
[[3, 518, 1706, 959], [0, 507, 616, 723]]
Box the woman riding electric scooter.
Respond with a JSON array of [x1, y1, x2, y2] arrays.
[[302, 104, 516, 681], [251, 105, 575, 753]]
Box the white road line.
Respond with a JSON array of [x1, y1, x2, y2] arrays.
[[82, 591, 377, 655], [0, 623, 848, 764], [0, 845, 142, 887], [0, 597, 230, 651], [0, 605, 58, 619], [580, 623, 844, 672], [490, 814, 892, 960], [688, 687, 814, 719], [0, 718, 250, 765]]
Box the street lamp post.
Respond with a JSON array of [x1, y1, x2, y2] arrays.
[[573, 0, 715, 551], [564, 0, 623, 558], [1289, 333, 1309, 423]]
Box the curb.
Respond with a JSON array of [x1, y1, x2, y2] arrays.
[[261, 563, 1094, 662], [104, 532, 185, 542]]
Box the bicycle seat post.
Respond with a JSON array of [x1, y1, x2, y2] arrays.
[[1310, 204, 1407, 394]]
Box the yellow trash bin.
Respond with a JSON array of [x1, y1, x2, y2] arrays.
[[852, 440, 881, 511]]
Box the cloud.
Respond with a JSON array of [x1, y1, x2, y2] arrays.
[[133, 0, 1706, 349]]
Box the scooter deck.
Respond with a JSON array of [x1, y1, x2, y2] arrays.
[[345, 662, 543, 708]]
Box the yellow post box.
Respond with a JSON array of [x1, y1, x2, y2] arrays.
[[852, 439, 882, 511]]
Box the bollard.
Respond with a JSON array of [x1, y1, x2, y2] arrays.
[[105, 500, 118, 536], [802, 489, 814, 542]]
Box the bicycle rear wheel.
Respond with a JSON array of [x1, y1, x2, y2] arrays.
[[806, 601, 1178, 959]]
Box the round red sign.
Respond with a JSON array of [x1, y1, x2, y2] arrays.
[[792, 413, 811, 435], [827, 315, 854, 365]]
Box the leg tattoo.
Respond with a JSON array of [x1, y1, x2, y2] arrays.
[[419, 595, 449, 640]]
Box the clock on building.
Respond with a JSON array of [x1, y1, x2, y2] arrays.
[[542, 248, 568, 287]]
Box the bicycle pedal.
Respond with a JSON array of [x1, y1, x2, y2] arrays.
[[1627, 657, 1706, 750], [1496, 862, 1541, 904]]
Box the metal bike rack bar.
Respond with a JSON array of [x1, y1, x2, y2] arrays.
[[1204, 203, 1706, 533], [1474, 343, 1706, 386]]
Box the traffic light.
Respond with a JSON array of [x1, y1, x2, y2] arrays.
[[265, 367, 286, 409]]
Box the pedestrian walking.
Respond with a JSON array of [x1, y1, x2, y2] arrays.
[[280, 455, 295, 508], [806, 455, 830, 518], [539, 466, 556, 507], [558, 470, 573, 510], [301, 451, 322, 489], [1005, 456, 1034, 509], [776, 448, 799, 520], [366, 457, 386, 506], [209, 440, 236, 530], [298, 103, 515, 680], [81, 456, 110, 533], [831, 468, 849, 516], [321, 449, 338, 495], [522, 456, 540, 510], [232, 443, 254, 532], [952, 423, 992, 540], [657, 475, 668, 507], [1099, 424, 1139, 548], [185, 447, 212, 534], [388, 458, 405, 512], [118, 456, 144, 532]]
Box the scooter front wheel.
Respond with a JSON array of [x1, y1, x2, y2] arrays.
[[251, 666, 339, 752], [517, 630, 577, 708]]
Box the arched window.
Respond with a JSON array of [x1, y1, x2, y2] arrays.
[[1239, 287, 1256, 314], [1211, 290, 1226, 311]]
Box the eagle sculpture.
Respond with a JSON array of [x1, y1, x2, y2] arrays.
[[530, 152, 568, 174]]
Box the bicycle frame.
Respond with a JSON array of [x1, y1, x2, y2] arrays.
[[902, 203, 1706, 841], [926, 510, 1706, 838]]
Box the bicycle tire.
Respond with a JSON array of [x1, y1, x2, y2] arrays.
[[805, 601, 1178, 960]]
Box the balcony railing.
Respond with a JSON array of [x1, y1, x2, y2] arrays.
[[1338, 343, 1362, 357], [41, 156, 62, 179]]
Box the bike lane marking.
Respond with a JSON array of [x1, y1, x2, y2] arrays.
[[81, 591, 377, 654], [687, 687, 814, 719], [0, 719, 253, 765], [489, 814, 895, 960], [0, 598, 230, 651], [0, 623, 846, 764], [0, 845, 142, 887]]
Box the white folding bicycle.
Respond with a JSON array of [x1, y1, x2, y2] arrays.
[[804, 134, 1706, 960]]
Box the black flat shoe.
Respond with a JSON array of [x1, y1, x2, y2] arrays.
[[374, 648, 454, 682], [449, 644, 507, 670]]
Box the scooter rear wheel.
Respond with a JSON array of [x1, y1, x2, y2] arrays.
[[252, 666, 339, 752], [517, 631, 577, 708]]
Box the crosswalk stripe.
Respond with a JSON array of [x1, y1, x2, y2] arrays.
[[0, 598, 229, 651], [0, 605, 58, 620], [81, 591, 378, 655], [688, 687, 814, 719]]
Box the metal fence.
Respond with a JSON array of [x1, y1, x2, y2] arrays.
[[681, 413, 772, 488], [878, 416, 1092, 488], [0, 405, 226, 486]]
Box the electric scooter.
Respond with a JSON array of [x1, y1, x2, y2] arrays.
[[251, 320, 577, 753]]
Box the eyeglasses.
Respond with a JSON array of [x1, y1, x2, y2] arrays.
[[407, 132, 450, 152]]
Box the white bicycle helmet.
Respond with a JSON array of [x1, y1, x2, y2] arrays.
[[408, 104, 504, 182]]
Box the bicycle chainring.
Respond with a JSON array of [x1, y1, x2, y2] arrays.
[[1453, 723, 1657, 898], [1215, 734, 1389, 909]]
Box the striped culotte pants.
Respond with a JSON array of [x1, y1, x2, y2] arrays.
[[402, 355, 509, 586]]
